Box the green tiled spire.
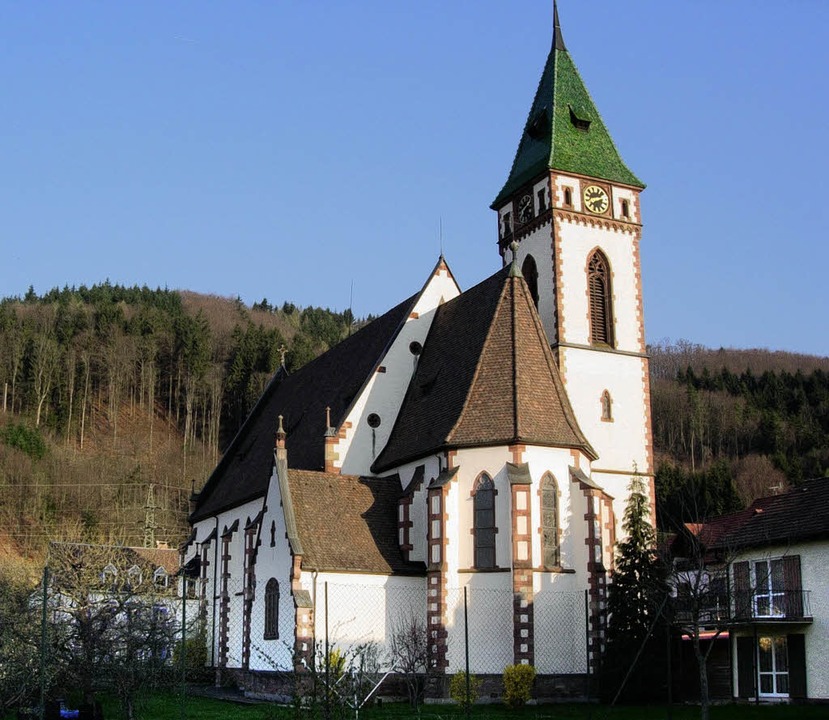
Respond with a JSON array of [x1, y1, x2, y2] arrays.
[[491, 4, 644, 209]]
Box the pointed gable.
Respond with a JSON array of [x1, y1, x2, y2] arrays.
[[492, 5, 643, 209], [373, 266, 594, 472], [190, 293, 417, 522]]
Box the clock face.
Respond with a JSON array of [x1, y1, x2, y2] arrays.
[[517, 194, 534, 223], [583, 185, 609, 215]]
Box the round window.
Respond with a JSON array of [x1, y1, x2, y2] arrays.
[[367, 413, 381, 428]]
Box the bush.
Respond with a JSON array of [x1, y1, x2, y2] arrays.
[[0, 423, 46, 460], [449, 671, 481, 708], [503, 664, 536, 708]]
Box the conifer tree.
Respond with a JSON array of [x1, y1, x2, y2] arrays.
[[602, 475, 667, 702]]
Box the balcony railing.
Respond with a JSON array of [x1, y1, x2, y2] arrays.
[[672, 589, 812, 626], [732, 589, 812, 621]]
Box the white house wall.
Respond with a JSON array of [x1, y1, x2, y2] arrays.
[[730, 541, 829, 700]]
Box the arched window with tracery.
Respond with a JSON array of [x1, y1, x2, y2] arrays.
[[587, 250, 614, 346], [473, 474, 496, 569], [264, 578, 279, 639], [541, 474, 560, 567], [522, 254, 540, 308]]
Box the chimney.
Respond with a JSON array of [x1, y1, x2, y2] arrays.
[[324, 406, 340, 474]]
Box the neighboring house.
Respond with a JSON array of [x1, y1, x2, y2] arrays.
[[184, 4, 654, 699], [669, 478, 829, 702]]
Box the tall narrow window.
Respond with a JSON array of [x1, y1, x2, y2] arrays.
[[563, 187, 573, 207], [264, 578, 279, 639], [601, 390, 613, 421], [588, 250, 614, 346], [473, 474, 496, 569], [541, 474, 560, 567], [522, 255, 540, 308], [620, 199, 630, 219]]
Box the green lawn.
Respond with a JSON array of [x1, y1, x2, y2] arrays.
[[96, 692, 829, 720]]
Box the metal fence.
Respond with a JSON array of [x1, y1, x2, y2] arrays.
[[28, 562, 591, 719]]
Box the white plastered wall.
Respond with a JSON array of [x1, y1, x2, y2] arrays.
[[247, 464, 300, 672], [439, 445, 590, 674], [729, 541, 829, 700], [335, 265, 460, 476]]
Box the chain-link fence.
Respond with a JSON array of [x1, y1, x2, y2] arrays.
[[24, 551, 592, 718]]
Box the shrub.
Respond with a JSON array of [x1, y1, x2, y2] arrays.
[[503, 663, 536, 708], [0, 423, 46, 460], [449, 671, 481, 708]]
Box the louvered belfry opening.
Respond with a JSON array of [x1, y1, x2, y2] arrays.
[[588, 250, 614, 346]]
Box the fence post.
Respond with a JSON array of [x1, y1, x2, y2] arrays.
[[464, 587, 470, 719], [181, 580, 187, 720], [325, 582, 330, 720], [584, 589, 590, 704], [39, 565, 49, 720]]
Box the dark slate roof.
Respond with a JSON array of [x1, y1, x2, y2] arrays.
[[372, 266, 594, 472], [287, 470, 422, 574], [190, 292, 417, 522], [491, 5, 643, 209], [709, 478, 829, 551]]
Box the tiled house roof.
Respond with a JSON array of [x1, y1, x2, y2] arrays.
[[190, 292, 417, 522], [491, 5, 643, 209], [714, 478, 829, 550], [680, 478, 829, 555], [373, 266, 593, 472], [285, 470, 420, 574]]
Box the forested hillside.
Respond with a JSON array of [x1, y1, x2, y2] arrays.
[[1, 285, 827, 559], [650, 340, 829, 528], [0, 284, 358, 557]]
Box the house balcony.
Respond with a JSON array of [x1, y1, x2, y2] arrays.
[[732, 589, 813, 624], [672, 590, 812, 628]]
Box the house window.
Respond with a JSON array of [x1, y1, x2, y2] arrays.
[[154, 567, 168, 588], [541, 474, 560, 567], [127, 565, 142, 587], [754, 559, 785, 617], [587, 250, 614, 346], [264, 578, 279, 639], [601, 390, 613, 421], [521, 254, 540, 308], [102, 563, 118, 587], [473, 474, 496, 569], [757, 636, 789, 697]]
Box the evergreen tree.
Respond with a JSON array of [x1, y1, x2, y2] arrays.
[[602, 475, 667, 702]]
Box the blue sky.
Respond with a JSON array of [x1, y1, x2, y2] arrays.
[[2, 1, 828, 357]]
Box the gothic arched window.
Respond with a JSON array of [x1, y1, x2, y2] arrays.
[[522, 255, 540, 308], [473, 474, 496, 569], [264, 578, 279, 639], [588, 250, 614, 346], [541, 474, 560, 568]]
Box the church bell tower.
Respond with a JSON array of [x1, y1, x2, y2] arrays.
[[491, 3, 654, 516]]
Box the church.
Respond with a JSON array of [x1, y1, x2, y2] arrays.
[[184, 4, 653, 699]]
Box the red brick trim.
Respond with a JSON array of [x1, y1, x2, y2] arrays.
[[290, 555, 313, 670], [555, 209, 642, 234], [242, 524, 257, 669], [324, 421, 352, 474], [511, 483, 534, 665], [509, 444, 526, 465], [218, 534, 232, 669], [577, 480, 607, 671], [426, 482, 449, 673]]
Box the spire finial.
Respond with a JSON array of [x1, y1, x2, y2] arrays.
[[276, 414, 286, 449], [508, 241, 523, 278], [553, 1, 566, 51]]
